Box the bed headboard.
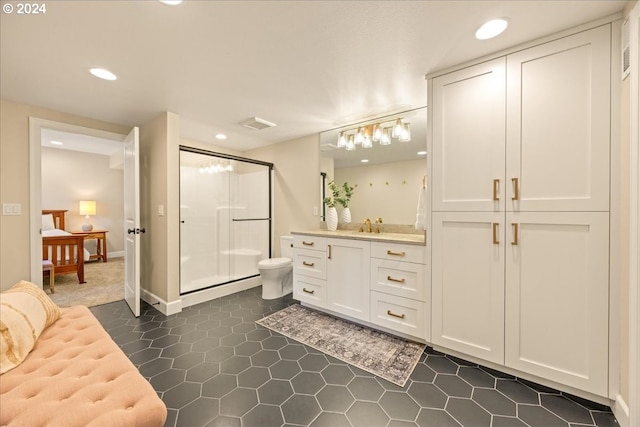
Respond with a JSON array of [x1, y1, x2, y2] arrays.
[[42, 209, 68, 230]]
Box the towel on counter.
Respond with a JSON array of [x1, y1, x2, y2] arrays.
[[415, 186, 426, 230]]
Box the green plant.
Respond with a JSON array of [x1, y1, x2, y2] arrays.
[[324, 180, 355, 208], [323, 180, 341, 208]]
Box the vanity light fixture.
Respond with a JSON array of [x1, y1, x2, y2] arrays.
[[89, 68, 117, 81], [335, 116, 409, 151], [475, 18, 509, 40]]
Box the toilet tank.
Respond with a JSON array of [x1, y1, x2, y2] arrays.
[[280, 235, 293, 258]]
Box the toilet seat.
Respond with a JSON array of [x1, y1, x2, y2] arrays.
[[258, 257, 291, 269]]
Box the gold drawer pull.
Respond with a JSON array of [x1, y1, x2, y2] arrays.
[[493, 179, 500, 201], [492, 223, 499, 245], [512, 177, 519, 200], [387, 250, 405, 257], [302, 241, 314, 246], [511, 223, 519, 246], [387, 310, 405, 319], [303, 288, 315, 294], [302, 261, 315, 267], [387, 276, 405, 284]]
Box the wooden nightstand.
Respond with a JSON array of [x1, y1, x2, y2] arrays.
[[71, 230, 108, 262]]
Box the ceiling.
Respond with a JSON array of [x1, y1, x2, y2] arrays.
[[0, 1, 628, 152]]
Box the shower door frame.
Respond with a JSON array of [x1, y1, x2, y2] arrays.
[[179, 145, 274, 295]]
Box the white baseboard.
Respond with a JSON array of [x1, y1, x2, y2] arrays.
[[180, 277, 261, 309], [109, 251, 124, 258], [140, 288, 182, 315], [613, 394, 630, 427]]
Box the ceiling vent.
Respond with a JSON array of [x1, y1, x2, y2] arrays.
[[240, 117, 277, 130]]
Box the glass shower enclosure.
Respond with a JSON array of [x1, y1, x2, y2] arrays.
[[179, 147, 273, 294]]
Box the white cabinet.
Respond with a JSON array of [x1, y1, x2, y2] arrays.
[[326, 238, 370, 321], [505, 212, 609, 394], [369, 242, 428, 339], [431, 212, 505, 364], [429, 24, 611, 397], [506, 26, 610, 212], [293, 236, 327, 307], [431, 57, 506, 212], [432, 26, 610, 213]]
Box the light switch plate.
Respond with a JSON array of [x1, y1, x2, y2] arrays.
[[2, 203, 21, 215]]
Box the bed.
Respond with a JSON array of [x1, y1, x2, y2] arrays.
[[42, 210, 87, 284]]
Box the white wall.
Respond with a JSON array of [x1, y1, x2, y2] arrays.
[[41, 147, 124, 255]]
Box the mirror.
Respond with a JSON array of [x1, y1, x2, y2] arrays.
[[320, 107, 427, 228]]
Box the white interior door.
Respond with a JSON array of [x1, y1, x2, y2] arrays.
[[124, 127, 140, 317]]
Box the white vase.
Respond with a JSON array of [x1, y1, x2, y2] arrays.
[[340, 207, 351, 224], [326, 207, 338, 231]]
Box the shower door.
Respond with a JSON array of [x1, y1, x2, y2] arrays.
[[180, 148, 272, 294]]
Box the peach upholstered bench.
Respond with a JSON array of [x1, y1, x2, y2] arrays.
[[0, 285, 167, 427]]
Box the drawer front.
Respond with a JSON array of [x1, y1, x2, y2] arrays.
[[370, 291, 426, 338], [293, 275, 327, 308], [371, 242, 426, 264], [293, 235, 327, 251], [293, 248, 327, 279], [371, 259, 426, 301]]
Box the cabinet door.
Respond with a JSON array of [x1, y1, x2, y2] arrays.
[[431, 212, 505, 364], [326, 238, 370, 321], [506, 26, 610, 212], [432, 58, 506, 212], [505, 212, 609, 396]]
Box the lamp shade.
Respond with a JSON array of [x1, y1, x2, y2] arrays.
[[79, 200, 96, 216]]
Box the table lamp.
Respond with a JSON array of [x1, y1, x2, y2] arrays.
[[79, 200, 96, 232]]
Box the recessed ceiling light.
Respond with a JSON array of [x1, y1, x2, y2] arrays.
[[361, 159, 369, 163], [475, 18, 509, 40], [89, 68, 117, 81], [50, 141, 63, 146], [417, 151, 427, 156], [215, 133, 227, 140], [159, 0, 183, 4]]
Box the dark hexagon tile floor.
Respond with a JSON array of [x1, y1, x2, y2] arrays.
[[90, 287, 619, 427]]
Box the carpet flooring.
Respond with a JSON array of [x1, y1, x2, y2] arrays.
[[257, 304, 425, 386], [48, 257, 124, 307]]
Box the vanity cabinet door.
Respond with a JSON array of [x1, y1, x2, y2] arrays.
[[326, 238, 370, 322]]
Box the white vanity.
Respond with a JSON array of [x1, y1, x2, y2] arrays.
[[291, 230, 429, 342]]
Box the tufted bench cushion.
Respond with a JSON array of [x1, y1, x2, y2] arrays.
[[0, 305, 167, 427]]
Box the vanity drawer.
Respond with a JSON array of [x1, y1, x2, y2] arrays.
[[371, 242, 426, 264], [293, 235, 327, 251], [293, 276, 327, 308], [293, 248, 327, 279], [370, 291, 426, 339], [371, 259, 426, 301]]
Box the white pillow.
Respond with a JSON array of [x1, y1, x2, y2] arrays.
[[42, 214, 55, 231]]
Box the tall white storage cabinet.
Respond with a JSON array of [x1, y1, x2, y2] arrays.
[[430, 25, 611, 397]]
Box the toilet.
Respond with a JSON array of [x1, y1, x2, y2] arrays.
[[258, 235, 293, 299]]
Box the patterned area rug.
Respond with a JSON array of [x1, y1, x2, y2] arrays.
[[256, 304, 426, 386]]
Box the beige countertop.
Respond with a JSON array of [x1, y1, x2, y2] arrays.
[[292, 229, 426, 245]]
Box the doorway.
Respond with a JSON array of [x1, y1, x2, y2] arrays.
[[29, 118, 127, 306]]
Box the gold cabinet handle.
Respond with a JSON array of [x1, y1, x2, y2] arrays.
[[512, 178, 519, 200], [302, 241, 314, 246], [492, 223, 499, 245], [387, 276, 406, 284], [302, 261, 314, 267], [387, 310, 405, 319], [511, 223, 519, 245], [493, 179, 500, 201], [386, 250, 405, 257], [303, 288, 315, 294], [328, 244, 332, 259]]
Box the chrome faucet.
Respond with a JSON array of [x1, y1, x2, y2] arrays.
[[359, 218, 372, 233]]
